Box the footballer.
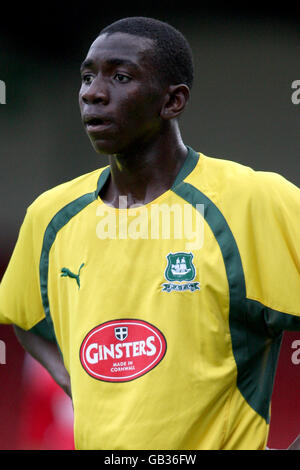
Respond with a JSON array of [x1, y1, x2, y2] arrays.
[[0, 17, 300, 450]]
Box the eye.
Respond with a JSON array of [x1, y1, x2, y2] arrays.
[[82, 74, 94, 85], [114, 73, 131, 83]]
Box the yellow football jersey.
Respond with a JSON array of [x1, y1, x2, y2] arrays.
[[1, 146, 300, 450]]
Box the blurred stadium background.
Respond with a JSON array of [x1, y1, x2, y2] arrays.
[[0, 2, 299, 450]]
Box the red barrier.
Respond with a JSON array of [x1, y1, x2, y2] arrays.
[[267, 331, 300, 449]]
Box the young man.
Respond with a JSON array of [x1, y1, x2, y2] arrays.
[[0, 17, 300, 450]]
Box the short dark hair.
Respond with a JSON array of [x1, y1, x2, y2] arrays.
[[99, 17, 194, 89]]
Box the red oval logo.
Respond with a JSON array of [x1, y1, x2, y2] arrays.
[[80, 319, 167, 382]]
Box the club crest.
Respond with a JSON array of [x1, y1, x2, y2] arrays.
[[162, 252, 200, 293]]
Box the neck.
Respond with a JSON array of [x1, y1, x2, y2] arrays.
[[100, 122, 188, 208]]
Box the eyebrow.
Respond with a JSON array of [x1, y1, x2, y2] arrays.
[[80, 59, 94, 72], [80, 57, 140, 73]]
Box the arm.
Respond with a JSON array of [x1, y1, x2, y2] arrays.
[[13, 325, 72, 398]]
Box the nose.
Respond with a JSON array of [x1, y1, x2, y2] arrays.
[[80, 75, 109, 105]]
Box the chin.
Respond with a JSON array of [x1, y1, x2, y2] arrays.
[[90, 136, 132, 157], [89, 137, 117, 156]]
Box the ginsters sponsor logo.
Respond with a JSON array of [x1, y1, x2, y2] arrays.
[[80, 319, 167, 382]]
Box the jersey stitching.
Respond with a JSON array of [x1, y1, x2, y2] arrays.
[[219, 381, 236, 449]]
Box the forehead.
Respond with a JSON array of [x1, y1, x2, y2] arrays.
[[83, 32, 155, 68]]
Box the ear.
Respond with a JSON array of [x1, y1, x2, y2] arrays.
[[160, 84, 190, 120]]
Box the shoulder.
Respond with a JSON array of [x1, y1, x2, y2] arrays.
[[26, 166, 108, 227], [189, 151, 300, 209]]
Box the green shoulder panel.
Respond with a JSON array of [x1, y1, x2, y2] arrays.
[[30, 317, 56, 342], [172, 167, 300, 423], [30, 168, 110, 346]]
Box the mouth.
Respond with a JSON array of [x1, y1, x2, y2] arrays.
[[84, 116, 113, 134]]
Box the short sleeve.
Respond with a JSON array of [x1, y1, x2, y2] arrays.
[[240, 172, 300, 327], [0, 207, 46, 330]]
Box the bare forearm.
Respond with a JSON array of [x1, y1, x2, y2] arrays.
[[13, 325, 71, 398]]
